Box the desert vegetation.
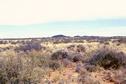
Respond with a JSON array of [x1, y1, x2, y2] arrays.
[[0, 36, 126, 84]]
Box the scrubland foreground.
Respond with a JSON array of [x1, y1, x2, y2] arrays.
[[0, 36, 126, 84]]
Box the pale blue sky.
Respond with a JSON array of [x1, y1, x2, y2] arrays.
[[0, 19, 126, 38], [0, 0, 126, 38]]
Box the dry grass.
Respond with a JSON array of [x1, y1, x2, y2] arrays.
[[0, 39, 125, 84]]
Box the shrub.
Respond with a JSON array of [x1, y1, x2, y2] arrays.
[[0, 52, 49, 84], [49, 61, 62, 70], [76, 45, 86, 52], [76, 63, 86, 73], [51, 50, 68, 60], [0, 57, 22, 84], [83, 63, 98, 72], [17, 41, 44, 52], [51, 49, 85, 63], [67, 44, 86, 53], [88, 47, 126, 69], [67, 45, 75, 51], [61, 58, 72, 67], [72, 53, 84, 62]]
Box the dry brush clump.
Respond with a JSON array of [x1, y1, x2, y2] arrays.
[[16, 41, 46, 52], [87, 47, 126, 70], [51, 49, 86, 63], [76, 44, 86, 53], [0, 55, 46, 84], [51, 50, 68, 60], [67, 44, 86, 53], [0, 48, 65, 84], [48, 61, 63, 70]]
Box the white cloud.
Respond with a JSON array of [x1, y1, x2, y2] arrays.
[[0, 0, 126, 25]]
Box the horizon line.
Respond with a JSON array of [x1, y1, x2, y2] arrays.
[[0, 35, 126, 40]]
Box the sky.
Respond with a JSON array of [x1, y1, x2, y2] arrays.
[[0, 0, 126, 38]]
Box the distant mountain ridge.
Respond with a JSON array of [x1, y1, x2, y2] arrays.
[[52, 35, 69, 38], [0, 35, 126, 41]]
